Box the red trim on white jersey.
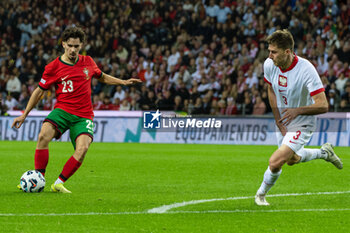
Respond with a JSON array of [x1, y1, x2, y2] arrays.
[[279, 54, 299, 73], [310, 87, 325, 96], [264, 77, 272, 85]]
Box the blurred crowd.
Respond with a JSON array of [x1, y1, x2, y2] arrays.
[[0, 0, 350, 116]]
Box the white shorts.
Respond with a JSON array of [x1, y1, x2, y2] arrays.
[[276, 127, 313, 154]]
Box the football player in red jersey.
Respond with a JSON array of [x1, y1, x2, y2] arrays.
[[12, 27, 141, 193]]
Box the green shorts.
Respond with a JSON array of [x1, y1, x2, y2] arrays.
[[44, 108, 94, 149]]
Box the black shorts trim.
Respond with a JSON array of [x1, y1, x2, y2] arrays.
[[43, 119, 62, 139], [74, 133, 94, 143]]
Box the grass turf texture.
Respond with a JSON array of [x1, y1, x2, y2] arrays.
[[0, 141, 349, 233]]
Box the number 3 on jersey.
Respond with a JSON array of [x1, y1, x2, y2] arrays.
[[293, 130, 301, 140], [62, 80, 73, 93], [282, 96, 288, 105]]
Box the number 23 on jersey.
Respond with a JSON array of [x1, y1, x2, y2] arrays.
[[62, 80, 74, 93]]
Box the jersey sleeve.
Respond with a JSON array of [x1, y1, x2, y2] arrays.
[[263, 58, 272, 86], [305, 62, 325, 96], [38, 62, 57, 90], [89, 56, 103, 79]]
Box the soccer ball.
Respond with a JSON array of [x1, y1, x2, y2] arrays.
[[20, 170, 46, 193]]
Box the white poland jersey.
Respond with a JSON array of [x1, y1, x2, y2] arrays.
[[263, 55, 325, 131]]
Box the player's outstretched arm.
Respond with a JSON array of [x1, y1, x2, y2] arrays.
[[99, 73, 142, 86], [12, 87, 45, 129]]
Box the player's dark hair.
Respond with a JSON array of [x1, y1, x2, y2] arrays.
[[61, 27, 86, 43], [266, 29, 294, 51]]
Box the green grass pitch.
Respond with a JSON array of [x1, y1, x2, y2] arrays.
[[0, 141, 349, 233]]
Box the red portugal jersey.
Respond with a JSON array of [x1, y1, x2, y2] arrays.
[[39, 55, 102, 120]]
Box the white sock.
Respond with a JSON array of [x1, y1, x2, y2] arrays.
[[298, 148, 327, 163], [257, 167, 282, 195], [54, 178, 64, 185]]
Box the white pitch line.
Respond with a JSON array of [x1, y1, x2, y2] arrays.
[[1, 208, 350, 217], [147, 190, 350, 213], [0, 212, 145, 217], [170, 208, 350, 214], [1, 191, 349, 217]]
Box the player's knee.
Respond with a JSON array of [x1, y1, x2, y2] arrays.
[[287, 154, 300, 166], [268, 161, 281, 173], [76, 145, 89, 154], [38, 132, 51, 144], [75, 145, 89, 161], [286, 160, 295, 166], [286, 158, 298, 166]]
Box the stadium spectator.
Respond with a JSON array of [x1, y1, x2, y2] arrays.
[[119, 99, 131, 111], [0, 65, 7, 92], [18, 18, 32, 47], [173, 95, 184, 112], [111, 97, 121, 111], [225, 97, 237, 115], [92, 94, 102, 110], [113, 85, 126, 103], [6, 73, 21, 99], [261, 90, 271, 113], [157, 90, 174, 110], [197, 77, 211, 96], [139, 90, 157, 110], [241, 94, 253, 115], [191, 97, 203, 115], [17, 85, 30, 110], [201, 94, 211, 114], [245, 69, 259, 89], [317, 55, 329, 75], [183, 0, 194, 12], [327, 89, 340, 112], [216, 99, 226, 115], [42, 94, 55, 111], [216, 0, 232, 24], [205, 0, 219, 19], [252, 95, 266, 115], [91, 78, 102, 96], [99, 96, 114, 110], [173, 65, 191, 87], [0, 97, 9, 116], [341, 82, 350, 105], [4, 94, 18, 110], [335, 73, 348, 96]]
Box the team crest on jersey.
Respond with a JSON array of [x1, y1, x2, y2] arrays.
[[83, 68, 90, 80], [278, 75, 287, 87]]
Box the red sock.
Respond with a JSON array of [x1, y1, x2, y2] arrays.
[[59, 156, 82, 182], [34, 149, 49, 176]]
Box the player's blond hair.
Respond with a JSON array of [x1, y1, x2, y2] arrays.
[[266, 29, 294, 51]]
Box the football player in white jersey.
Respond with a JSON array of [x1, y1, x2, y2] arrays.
[[255, 29, 343, 206]]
